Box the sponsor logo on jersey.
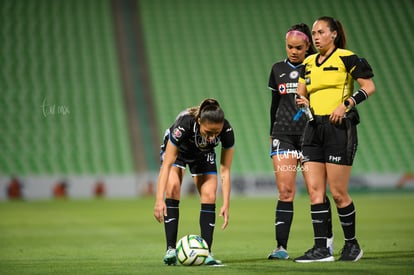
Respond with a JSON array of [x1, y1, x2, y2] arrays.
[[289, 70, 299, 79], [172, 127, 182, 140], [278, 82, 298, 94], [278, 83, 287, 94]]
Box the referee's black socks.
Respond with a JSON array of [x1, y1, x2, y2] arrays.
[[325, 196, 333, 239], [311, 202, 330, 248], [338, 201, 357, 244]]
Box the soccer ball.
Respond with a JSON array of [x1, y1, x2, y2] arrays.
[[176, 234, 209, 266]]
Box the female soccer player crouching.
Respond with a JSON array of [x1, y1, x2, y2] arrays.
[[153, 98, 235, 265]]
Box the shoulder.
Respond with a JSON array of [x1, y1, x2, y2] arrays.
[[171, 110, 195, 131], [174, 110, 192, 123], [335, 48, 355, 57], [223, 119, 233, 132], [270, 59, 289, 71], [272, 59, 287, 66], [221, 119, 235, 147], [304, 54, 317, 64], [220, 119, 234, 138], [169, 112, 195, 144]]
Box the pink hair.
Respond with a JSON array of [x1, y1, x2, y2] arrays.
[[286, 30, 309, 43]]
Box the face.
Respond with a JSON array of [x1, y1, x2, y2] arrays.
[[311, 20, 336, 53], [198, 120, 224, 142], [285, 33, 309, 63]]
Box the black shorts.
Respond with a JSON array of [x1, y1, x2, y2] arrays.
[[301, 116, 358, 165], [270, 134, 303, 158], [160, 144, 217, 176]]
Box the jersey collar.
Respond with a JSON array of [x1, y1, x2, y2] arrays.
[[286, 59, 302, 69]]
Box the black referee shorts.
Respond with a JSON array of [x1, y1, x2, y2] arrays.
[[301, 115, 358, 165]]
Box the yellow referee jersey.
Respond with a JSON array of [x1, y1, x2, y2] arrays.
[[299, 48, 373, 115]]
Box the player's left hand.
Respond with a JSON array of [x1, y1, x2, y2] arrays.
[[219, 205, 229, 230]]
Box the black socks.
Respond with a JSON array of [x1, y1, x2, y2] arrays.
[[275, 200, 294, 249], [164, 199, 179, 249], [200, 203, 216, 252], [338, 201, 357, 243]]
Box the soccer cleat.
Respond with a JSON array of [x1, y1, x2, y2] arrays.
[[294, 246, 335, 263], [268, 246, 289, 260], [338, 241, 363, 262], [205, 253, 222, 265], [327, 235, 334, 255], [163, 247, 177, 265]]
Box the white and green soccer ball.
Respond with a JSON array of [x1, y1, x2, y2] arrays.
[[176, 234, 209, 266]]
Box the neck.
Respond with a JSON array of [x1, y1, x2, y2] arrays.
[[318, 46, 336, 62]]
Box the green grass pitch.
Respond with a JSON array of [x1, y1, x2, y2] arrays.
[[1, 192, 414, 274]]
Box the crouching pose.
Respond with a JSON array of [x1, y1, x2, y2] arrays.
[[153, 98, 235, 265]]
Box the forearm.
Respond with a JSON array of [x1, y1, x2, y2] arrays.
[[155, 140, 178, 201], [296, 82, 307, 97], [219, 170, 231, 207], [270, 92, 279, 136], [155, 166, 169, 201], [348, 78, 376, 107], [219, 147, 234, 208]]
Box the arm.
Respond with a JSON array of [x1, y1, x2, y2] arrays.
[[330, 77, 375, 124], [295, 82, 309, 106], [270, 90, 280, 137], [153, 140, 178, 223], [219, 146, 234, 230]]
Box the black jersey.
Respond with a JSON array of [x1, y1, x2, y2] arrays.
[[268, 59, 306, 136], [162, 110, 234, 161]]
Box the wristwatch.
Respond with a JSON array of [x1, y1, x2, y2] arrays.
[[344, 100, 351, 110]]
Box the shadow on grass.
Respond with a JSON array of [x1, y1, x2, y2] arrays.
[[362, 250, 414, 260]]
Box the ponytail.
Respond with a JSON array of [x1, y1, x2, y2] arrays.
[[194, 98, 224, 123]]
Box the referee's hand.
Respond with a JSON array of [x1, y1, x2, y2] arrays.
[[330, 104, 347, 124]]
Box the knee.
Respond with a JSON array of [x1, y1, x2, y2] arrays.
[[202, 193, 216, 204], [331, 193, 351, 208], [278, 185, 295, 201], [305, 184, 325, 204], [165, 184, 181, 199]]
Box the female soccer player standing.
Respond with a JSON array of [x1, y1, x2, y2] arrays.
[[267, 23, 333, 260], [294, 16, 375, 263], [153, 98, 235, 266]]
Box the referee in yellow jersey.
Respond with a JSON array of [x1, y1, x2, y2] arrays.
[[293, 16, 375, 263]]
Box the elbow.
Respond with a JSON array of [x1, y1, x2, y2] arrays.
[[368, 82, 376, 96], [362, 79, 376, 97]]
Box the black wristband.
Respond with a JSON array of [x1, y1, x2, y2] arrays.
[[350, 88, 368, 105]]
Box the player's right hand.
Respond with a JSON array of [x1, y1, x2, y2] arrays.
[[295, 94, 309, 107], [154, 200, 167, 223]]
